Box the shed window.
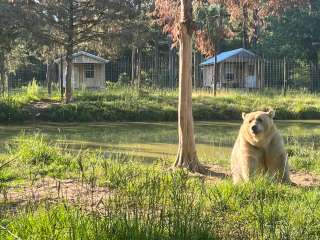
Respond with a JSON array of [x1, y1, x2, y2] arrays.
[[84, 63, 95, 78]]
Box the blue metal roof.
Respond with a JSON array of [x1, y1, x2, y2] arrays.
[[200, 48, 255, 66]]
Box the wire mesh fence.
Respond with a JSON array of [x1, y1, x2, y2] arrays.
[[106, 54, 320, 93], [202, 56, 320, 93], [8, 64, 47, 91], [105, 50, 180, 89], [6, 53, 320, 94]]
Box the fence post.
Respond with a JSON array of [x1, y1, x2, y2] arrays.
[[283, 57, 287, 96]]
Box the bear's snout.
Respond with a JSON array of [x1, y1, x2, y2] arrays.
[[251, 125, 259, 134]]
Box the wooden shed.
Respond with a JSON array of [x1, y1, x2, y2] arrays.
[[55, 51, 109, 89], [200, 48, 264, 89]]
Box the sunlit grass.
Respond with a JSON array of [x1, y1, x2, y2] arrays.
[[2, 85, 320, 122], [0, 131, 320, 239]]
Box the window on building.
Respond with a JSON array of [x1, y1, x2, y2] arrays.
[[84, 63, 95, 78]]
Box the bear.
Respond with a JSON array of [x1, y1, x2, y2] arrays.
[[231, 109, 290, 184]]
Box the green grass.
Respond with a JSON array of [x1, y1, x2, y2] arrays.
[[1, 134, 320, 239], [1, 167, 320, 239], [3, 85, 320, 122]]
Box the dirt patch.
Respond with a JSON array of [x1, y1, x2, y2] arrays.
[[23, 99, 61, 118], [290, 171, 320, 187], [1, 177, 110, 211], [205, 164, 320, 187], [1, 166, 320, 212]]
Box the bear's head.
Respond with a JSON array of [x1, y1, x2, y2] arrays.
[[241, 109, 276, 145]]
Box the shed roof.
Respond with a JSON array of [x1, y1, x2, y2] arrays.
[[200, 48, 255, 66], [54, 51, 109, 64]]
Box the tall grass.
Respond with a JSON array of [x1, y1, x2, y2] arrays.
[[2, 85, 320, 122], [1, 172, 320, 239], [1, 134, 320, 239]]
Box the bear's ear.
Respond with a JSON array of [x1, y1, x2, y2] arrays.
[[242, 112, 246, 120], [267, 109, 275, 119]]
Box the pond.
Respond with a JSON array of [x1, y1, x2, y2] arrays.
[[0, 121, 319, 165]]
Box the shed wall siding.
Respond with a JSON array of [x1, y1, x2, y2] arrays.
[[58, 62, 105, 89], [84, 64, 105, 88]]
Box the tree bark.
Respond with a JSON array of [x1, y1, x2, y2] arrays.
[[46, 59, 55, 96], [174, 0, 203, 173], [64, 0, 74, 103], [252, 6, 259, 48], [242, 2, 249, 49], [0, 54, 6, 95], [60, 55, 64, 100]]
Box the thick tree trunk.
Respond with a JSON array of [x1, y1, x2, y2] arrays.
[[65, 47, 73, 103], [0, 55, 6, 95], [0, 70, 6, 95], [46, 59, 55, 96], [175, 0, 203, 173], [252, 7, 259, 48], [60, 55, 64, 100], [64, 0, 74, 103], [242, 2, 249, 49]]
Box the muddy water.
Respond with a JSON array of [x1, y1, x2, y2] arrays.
[[0, 120, 319, 165]]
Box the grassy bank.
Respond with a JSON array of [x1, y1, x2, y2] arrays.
[[1, 134, 320, 239], [2, 85, 320, 122], [2, 177, 320, 240]]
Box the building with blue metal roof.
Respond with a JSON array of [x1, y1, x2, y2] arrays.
[[200, 48, 263, 89]]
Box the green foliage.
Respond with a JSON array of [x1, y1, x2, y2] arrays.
[[26, 79, 40, 100], [258, 6, 320, 61]]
